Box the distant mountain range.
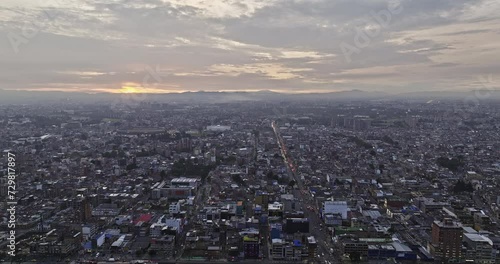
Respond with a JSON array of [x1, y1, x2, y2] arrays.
[[0, 89, 499, 105]]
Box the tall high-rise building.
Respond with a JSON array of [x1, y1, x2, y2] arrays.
[[177, 137, 192, 151], [353, 115, 371, 131], [0, 177, 7, 198], [429, 218, 463, 263], [243, 234, 260, 259], [76, 196, 92, 223]]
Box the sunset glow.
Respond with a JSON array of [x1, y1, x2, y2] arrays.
[[119, 85, 141, 94]]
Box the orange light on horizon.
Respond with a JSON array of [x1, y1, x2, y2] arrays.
[[118, 83, 141, 94], [120, 86, 139, 94]]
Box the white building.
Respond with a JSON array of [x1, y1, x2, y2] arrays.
[[111, 235, 126, 248], [463, 233, 496, 263], [150, 215, 183, 237], [82, 224, 97, 240], [169, 202, 180, 215], [115, 215, 132, 225], [272, 239, 285, 260], [206, 125, 231, 132], [323, 200, 348, 219], [171, 177, 200, 188]]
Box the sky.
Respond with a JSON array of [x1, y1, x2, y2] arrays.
[[0, 0, 499, 94]]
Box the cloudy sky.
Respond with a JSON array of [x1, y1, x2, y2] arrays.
[[0, 0, 499, 93]]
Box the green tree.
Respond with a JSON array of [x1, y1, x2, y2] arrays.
[[452, 180, 473, 193], [437, 157, 464, 172]]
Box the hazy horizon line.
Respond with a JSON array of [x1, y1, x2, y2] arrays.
[[1, 88, 498, 95]]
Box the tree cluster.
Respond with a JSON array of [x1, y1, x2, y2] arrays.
[[436, 156, 464, 172], [452, 179, 474, 193]]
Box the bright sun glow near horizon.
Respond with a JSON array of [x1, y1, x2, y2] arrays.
[[118, 83, 142, 93]]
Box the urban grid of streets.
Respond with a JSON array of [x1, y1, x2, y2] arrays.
[[1, 99, 499, 264]]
